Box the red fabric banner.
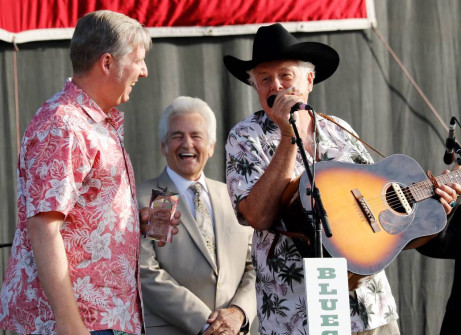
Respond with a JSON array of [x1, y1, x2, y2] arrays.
[[0, 0, 375, 43]]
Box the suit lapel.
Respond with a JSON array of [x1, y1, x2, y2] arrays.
[[159, 170, 218, 273]]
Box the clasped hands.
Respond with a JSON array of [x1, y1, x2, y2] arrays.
[[201, 305, 245, 335]]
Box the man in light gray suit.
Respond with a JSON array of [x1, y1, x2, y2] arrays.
[[138, 96, 256, 335]]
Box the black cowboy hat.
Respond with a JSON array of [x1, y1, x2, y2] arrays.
[[223, 23, 340, 86]]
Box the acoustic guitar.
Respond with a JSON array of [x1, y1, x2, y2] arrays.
[[283, 154, 460, 277]]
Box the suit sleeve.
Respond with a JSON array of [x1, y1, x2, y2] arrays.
[[211, 180, 257, 329], [140, 237, 212, 334]]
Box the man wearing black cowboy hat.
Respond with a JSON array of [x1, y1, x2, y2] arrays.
[[224, 23, 401, 334]]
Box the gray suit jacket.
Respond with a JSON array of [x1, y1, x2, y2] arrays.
[[138, 169, 257, 335]]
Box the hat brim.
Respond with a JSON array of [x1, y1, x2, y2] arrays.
[[224, 41, 339, 86]]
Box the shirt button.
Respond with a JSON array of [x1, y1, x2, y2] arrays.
[[217, 282, 223, 288]]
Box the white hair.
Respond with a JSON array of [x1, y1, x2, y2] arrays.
[[246, 60, 316, 89], [158, 96, 217, 144]]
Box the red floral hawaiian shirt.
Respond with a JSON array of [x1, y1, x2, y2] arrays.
[[0, 80, 143, 334]]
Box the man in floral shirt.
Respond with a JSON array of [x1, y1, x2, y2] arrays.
[[0, 10, 179, 335], [223, 23, 403, 335]]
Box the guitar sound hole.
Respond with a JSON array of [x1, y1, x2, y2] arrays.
[[385, 185, 414, 214]]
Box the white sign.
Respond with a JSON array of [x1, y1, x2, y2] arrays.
[[304, 258, 351, 335]]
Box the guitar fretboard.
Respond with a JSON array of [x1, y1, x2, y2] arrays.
[[409, 169, 461, 202]]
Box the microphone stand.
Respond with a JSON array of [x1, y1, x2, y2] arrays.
[[289, 103, 332, 258]]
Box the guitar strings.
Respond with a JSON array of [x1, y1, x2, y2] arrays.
[[365, 188, 414, 204], [347, 188, 415, 210], [349, 181, 441, 213], [320, 171, 461, 222], [361, 191, 413, 207], [316, 171, 461, 217]]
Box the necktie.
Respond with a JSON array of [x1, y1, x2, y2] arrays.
[[190, 182, 216, 263]]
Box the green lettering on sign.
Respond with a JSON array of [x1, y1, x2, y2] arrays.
[[319, 298, 338, 310], [319, 283, 337, 295], [317, 267, 336, 279], [320, 315, 339, 326]]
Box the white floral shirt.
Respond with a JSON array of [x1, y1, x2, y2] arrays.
[[225, 110, 398, 334], [0, 80, 143, 334]]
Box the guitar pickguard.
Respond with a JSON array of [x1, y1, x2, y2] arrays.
[[379, 209, 415, 234]]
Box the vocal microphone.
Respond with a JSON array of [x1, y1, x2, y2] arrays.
[[266, 95, 313, 112], [443, 116, 457, 165]]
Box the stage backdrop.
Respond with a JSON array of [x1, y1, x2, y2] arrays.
[[0, 0, 375, 42], [1, 1, 460, 334]]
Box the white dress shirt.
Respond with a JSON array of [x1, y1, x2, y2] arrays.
[[165, 166, 215, 228]]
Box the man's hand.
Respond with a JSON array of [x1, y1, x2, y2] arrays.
[[269, 86, 305, 138], [202, 306, 245, 335], [139, 207, 181, 246], [436, 169, 461, 215]]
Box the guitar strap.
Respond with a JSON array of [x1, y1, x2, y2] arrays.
[[319, 113, 387, 159]]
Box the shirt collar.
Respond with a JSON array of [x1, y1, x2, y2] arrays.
[[65, 78, 123, 128], [166, 166, 208, 196]]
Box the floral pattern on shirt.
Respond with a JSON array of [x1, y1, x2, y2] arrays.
[[225, 110, 398, 334], [0, 80, 143, 334]]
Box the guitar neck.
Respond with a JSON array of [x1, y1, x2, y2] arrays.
[[409, 169, 461, 202]]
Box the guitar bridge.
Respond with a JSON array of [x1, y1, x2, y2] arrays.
[[351, 188, 380, 233]]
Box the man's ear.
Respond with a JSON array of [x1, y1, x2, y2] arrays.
[[307, 71, 314, 92], [99, 53, 114, 74], [208, 142, 215, 158], [161, 142, 167, 157]]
